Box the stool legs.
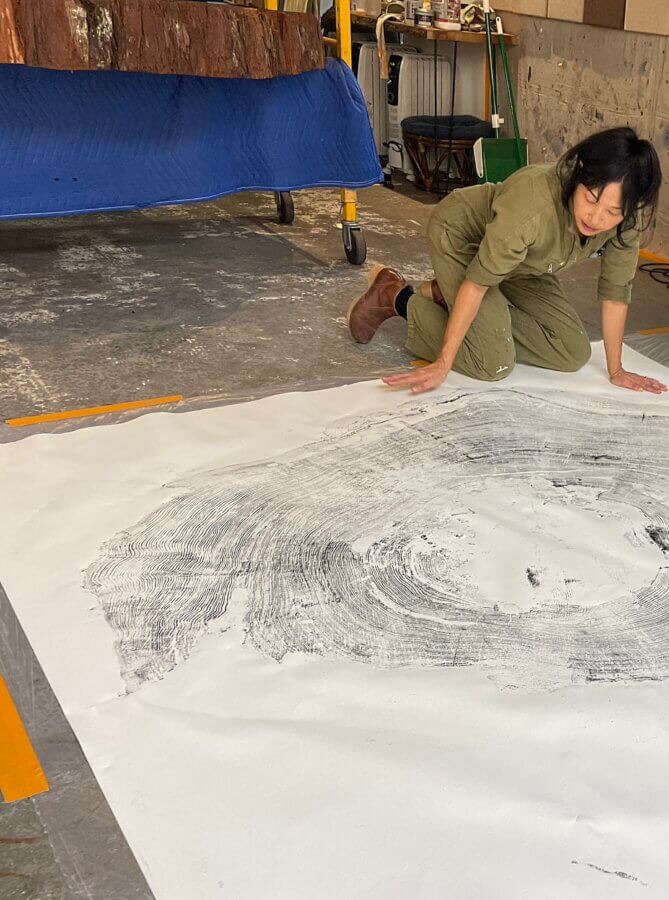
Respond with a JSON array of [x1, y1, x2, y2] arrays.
[[403, 135, 477, 194]]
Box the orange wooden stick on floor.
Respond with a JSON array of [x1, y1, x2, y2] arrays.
[[639, 249, 669, 265], [6, 394, 184, 428], [0, 675, 49, 803]]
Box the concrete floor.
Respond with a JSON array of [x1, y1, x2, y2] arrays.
[[0, 184, 667, 899]]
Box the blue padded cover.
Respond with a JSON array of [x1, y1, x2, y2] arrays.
[[0, 59, 382, 219]]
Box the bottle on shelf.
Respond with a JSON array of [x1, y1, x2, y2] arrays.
[[404, 0, 421, 23]]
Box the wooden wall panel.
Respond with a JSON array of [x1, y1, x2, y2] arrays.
[[584, 0, 626, 30], [494, 1, 548, 15], [625, 0, 669, 36], [546, 0, 584, 23], [497, 0, 669, 36]]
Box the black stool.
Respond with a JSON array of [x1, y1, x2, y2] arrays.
[[401, 115, 494, 193]]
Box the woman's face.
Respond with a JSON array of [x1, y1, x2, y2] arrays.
[[573, 181, 625, 238]]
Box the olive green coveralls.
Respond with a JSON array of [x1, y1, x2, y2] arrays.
[[406, 163, 640, 381]]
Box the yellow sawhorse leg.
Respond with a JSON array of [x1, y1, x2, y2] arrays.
[[335, 0, 367, 264], [272, 0, 367, 262], [341, 188, 367, 265]]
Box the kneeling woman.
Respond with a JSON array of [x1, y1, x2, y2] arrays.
[[347, 127, 666, 395]]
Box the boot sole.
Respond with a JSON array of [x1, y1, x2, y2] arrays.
[[346, 264, 388, 343]]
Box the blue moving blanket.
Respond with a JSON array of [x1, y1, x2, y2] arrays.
[[0, 59, 382, 220]]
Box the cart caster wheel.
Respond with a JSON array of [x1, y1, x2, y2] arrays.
[[275, 191, 294, 225], [343, 225, 367, 266]]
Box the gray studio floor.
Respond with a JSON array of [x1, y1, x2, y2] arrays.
[[0, 184, 667, 899]]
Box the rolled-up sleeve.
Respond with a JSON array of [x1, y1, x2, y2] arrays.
[[598, 229, 640, 304], [465, 197, 540, 287]]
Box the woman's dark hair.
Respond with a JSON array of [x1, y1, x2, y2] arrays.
[[558, 127, 662, 240]]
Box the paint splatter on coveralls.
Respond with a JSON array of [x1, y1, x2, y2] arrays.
[[406, 163, 640, 381]]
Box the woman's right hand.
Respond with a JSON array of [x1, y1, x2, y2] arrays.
[[609, 367, 667, 394], [382, 359, 450, 395]]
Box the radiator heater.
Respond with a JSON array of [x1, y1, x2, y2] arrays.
[[386, 52, 452, 176]]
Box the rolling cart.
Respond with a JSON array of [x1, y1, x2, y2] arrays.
[[268, 0, 368, 265]]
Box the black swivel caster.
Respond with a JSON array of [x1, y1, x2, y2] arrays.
[[342, 223, 367, 266], [274, 191, 295, 225]]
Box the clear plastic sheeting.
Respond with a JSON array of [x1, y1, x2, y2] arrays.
[[625, 332, 669, 369]]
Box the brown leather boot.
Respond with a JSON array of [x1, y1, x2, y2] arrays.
[[419, 278, 447, 309], [347, 265, 407, 344]]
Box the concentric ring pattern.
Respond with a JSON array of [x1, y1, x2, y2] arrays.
[[85, 390, 669, 692]]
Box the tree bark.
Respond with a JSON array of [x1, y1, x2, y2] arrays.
[[0, 0, 324, 79]]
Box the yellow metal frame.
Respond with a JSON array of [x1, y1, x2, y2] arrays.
[[265, 0, 360, 230], [334, 0, 358, 226]]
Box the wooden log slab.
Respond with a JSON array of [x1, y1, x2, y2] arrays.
[[0, 0, 324, 79]]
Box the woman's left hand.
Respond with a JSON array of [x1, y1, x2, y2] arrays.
[[610, 368, 668, 394]]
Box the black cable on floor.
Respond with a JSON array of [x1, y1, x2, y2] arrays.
[[640, 262, 669, 288]]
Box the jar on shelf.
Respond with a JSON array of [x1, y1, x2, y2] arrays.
[[414, 0, 434, 27], [434, 0, 462, 30]]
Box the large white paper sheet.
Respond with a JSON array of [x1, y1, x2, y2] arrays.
[[1, 343, 668, 899]]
